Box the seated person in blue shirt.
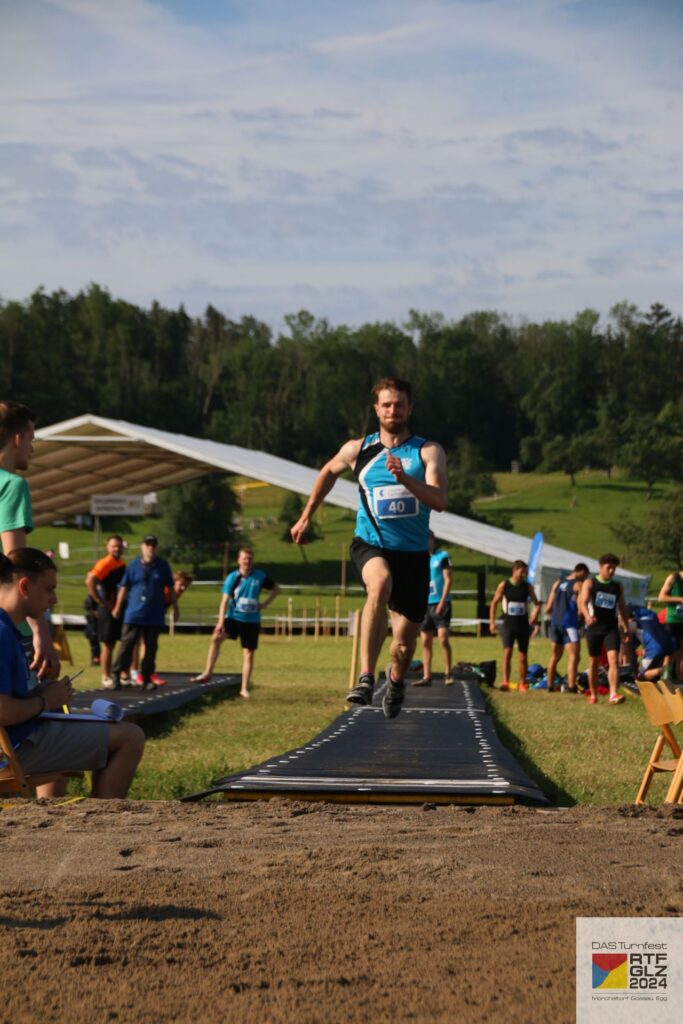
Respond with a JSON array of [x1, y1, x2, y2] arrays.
[[629, 605, 677, 682], [192, 547, 279, 699], [111, 535, 177, 689], [0, 548, 144, 797]]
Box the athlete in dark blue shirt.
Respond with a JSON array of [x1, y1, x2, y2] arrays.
[[291, 377, 447, 719], [544, 563, 589, 692]]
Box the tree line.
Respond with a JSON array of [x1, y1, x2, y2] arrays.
[[2, 286, 682, 521]]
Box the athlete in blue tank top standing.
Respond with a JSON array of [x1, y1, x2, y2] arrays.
[[291, 377, 448, 719], [544, 562, 589, 693]]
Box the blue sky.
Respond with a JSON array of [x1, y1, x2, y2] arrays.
[[1, 0, 682, 327]]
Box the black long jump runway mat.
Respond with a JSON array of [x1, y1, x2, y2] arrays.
[[184, 673, 548, 806], [71, 672, 240, 719]]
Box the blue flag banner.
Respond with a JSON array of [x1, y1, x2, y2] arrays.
[[527, 531, 544, 584]]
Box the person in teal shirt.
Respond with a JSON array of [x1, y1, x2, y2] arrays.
[[417, 532, 454, 687], [192, 547, 279, 699], [290, 378, 448, 720]]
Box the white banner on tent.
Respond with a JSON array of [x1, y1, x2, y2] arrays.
[[90, 494, 144, 516]]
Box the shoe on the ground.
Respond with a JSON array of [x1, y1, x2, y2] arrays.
[[608, 693, 625, 705], [346, 673, 374, 706], [412, 677, 432, 687], [130, 669, 143, 687], [518, 682, 529, 693], [150, 673, 167, 687], [191, 673, 211, 683], [587, 694, 597, 704], [382, 665, 406, 719], [444, 674, 455, 686], [499, 681, 510, 691], [101, 676, 116, 690]]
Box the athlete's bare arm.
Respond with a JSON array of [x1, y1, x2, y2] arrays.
[[658, 573, 683, 607], [544, 580, 559, 616], [385, 440, 448, 512], [578, 578, 595, 626], [290, 438, 363, 544], [528, 585, 541, 626], [489, 581, 505, 635], [435, 565, 452, 616]]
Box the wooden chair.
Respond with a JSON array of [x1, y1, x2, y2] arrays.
[[635, 681, 683, 805], [0, 725, 83, 798]]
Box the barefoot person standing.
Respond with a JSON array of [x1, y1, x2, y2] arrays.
[[291, 377, 447, 719], [192, 547, 279, 699]]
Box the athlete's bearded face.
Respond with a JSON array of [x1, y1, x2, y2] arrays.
[[374, 389, 412, 434]]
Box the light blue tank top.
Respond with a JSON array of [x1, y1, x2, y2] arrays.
[[428, 549, 451, 604], [353, 433, 430, 552]]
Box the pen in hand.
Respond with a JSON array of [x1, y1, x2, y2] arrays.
[[62, 669, 83, 714]]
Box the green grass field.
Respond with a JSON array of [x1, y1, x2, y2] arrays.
[[60, 631, 674, 808]]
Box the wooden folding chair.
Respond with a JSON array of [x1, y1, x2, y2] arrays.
[[0, 725, 83, 798], [635, 681, 683, 805]]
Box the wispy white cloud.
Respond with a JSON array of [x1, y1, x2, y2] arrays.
[[0, 0, 681, 324]]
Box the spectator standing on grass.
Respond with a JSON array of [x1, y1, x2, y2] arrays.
[[416, 532, 454, 687], [86, 534, 126, 690], [489, 560, 541, 692], [111, 536, 176, 690], [291, 377, 447, 720], [0, 401, 59, 680], [192, 547, 278, 699], [544, 563, 589, 693], [0, 548, 144, 797], [578, 554, 629, 705], [657, 564, 683, 681]]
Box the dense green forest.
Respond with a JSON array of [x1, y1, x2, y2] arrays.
[[2, 287, 682, 498]]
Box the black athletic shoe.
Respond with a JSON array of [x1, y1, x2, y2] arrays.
[[346, 673, 374, 706], [382, 665, 406, 719]]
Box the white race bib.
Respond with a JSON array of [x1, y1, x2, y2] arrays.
[[506, 601, 526, 616], [373, 484, 418, 519], [595, 592, 616, 610], [236, 597, 259, 614]]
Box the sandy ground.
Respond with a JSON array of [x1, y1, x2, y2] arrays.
[[0, 798, 681, 1024]]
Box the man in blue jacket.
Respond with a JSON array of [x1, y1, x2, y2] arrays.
[[111, 535, 176, 689]]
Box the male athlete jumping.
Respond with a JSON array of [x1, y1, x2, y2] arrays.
[[291, 377, 447, 718]]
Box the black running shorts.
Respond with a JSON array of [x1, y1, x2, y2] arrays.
[[586, 626, 620, 658], [350, 537, 429, 625], [225, 618, 260, 650], [501, 620, 531, 653], [421, 600, 452, 633]]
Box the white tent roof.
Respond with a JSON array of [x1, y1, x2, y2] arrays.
[[31, 415, 647, 585]]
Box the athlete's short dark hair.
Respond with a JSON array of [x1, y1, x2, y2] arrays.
[[107, 534, 123, 544], [371, 378, 412, 402], [0, 402, 37, 449], [0, 548, 56, 584], [511, 560, 527, 572], [574, 563, 590, 573], [598, 553, 620, 567]]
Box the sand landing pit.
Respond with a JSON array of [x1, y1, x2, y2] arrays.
[[0, 799, 680, 1023]]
